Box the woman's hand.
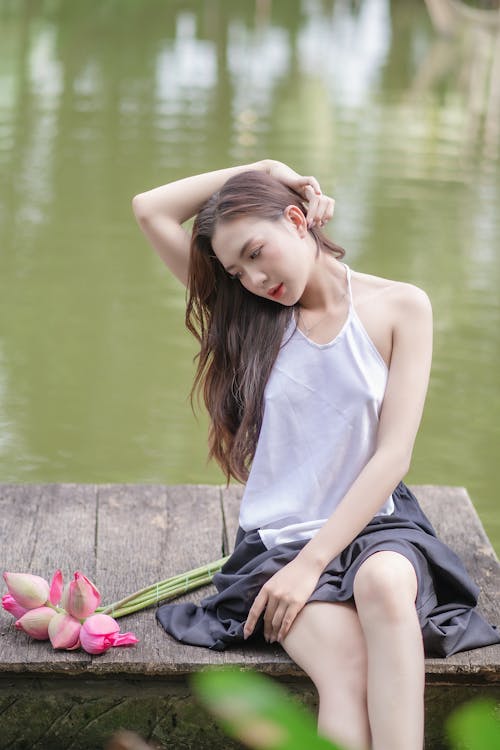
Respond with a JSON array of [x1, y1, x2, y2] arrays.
[[264, 159, 335, 229], [243, 556, 321, 644]]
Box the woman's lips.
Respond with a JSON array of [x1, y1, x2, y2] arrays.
[[268, 283, 284, 300]]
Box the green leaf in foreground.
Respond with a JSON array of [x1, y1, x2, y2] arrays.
[[446, 699, 500, 750], [191, 667, 342, 750]]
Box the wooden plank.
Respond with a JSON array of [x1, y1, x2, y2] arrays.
[[1, 484, 498, 682], [0, 484, 43, 669], [416, 485, 500, 679], [211, 484, 293, 670], [91, 484, 228, 674], [221, 483, 244, 554], [0, 484, 96, 671], [417, 486, 499, 621]]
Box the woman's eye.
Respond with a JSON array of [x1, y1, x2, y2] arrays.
[[250, 247, 262, 260], [229, 271, 242, 280]]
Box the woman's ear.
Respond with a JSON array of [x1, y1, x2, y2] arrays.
[[283, 205, 308, 237]]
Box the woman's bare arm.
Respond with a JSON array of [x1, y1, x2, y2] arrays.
[[131, 160, 328, 286], [131, 161, 268, 286]]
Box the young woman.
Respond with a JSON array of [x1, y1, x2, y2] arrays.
[[132, 160, 499, 750]]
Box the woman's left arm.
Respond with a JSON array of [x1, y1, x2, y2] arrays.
[[243, 283, 433, 644]]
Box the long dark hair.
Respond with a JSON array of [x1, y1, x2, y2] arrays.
[[186, 170, 345, 483]]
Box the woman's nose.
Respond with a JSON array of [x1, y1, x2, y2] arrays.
[[246, 268, 267, 288]]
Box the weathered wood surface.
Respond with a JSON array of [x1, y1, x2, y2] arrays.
[[0, 484, 499, 750], [1, 483, 499, 679]]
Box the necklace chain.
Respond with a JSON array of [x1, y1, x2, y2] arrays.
[[299, 308, 334, 335], [298, 289, 348, 336]]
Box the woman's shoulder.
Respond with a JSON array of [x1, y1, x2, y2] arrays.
[[349, 267, 431, 317]]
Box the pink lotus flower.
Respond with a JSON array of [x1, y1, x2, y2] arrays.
[[15, 606, 56, 640], [79, 613, 138, 655], [2, 593, 29, 619], [61, 572, 101, 619], [48, 612, 81, 650], [49, 569, 63, 606], [3, 572, 50, 609]]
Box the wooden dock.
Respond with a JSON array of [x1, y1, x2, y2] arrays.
[[1, 483, 499, 749]]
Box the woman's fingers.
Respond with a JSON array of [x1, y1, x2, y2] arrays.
[[269, 165, 334, 228], [317, 195, 335, 226], [268, 601, 302, 643], [305, 187, 322, 226], [269, 603, 290, 643], [263, 594, 303, 643], [244, 590, 292, 644], [276, 604, 301, 643], [266, 161, 322, 197], [296, 175, 322, 195], [244, 559, 319, 644], [243, 589, 268, 640], [304, 186, 335, 228]]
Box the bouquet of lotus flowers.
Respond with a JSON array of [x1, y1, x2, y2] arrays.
[[2, 570, 139, 653], [2, 556, 228, 654]]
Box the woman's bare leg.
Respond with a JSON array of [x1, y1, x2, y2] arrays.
[[281, 601, 371, 750], [353, 551, 425, 750]]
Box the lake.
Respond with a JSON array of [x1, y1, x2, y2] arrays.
[[1, 0, 499, 552]]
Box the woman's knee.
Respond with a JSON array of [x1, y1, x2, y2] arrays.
[[353, 551, 418, 624]]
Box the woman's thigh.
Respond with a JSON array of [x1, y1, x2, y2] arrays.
[[281, 601, 368, 694]]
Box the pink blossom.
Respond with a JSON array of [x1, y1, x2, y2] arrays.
[[48, 612, 81, 650], [80, 613, 138, 655], [3, 572, 50, 609], [15, 606, 56, 640], [61, 572, 101, 619], [2, 593, 29, 619], [49, 569, 63, 606]]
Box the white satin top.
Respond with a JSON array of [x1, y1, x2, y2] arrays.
[[239, 263, 394, 550]]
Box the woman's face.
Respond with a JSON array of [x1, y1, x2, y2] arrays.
[[211, 207, 315, 305]]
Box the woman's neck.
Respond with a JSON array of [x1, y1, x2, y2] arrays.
[[299, 253, 347, 312]]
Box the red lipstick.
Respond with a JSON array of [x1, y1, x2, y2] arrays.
[[268, 283, 284, 300]]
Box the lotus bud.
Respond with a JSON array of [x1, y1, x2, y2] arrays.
[[61, 572, 101, 619], [49, 569, 63, 606], [80, 613, 138, 655], [15, 606, 55, 640], [2, 593, 29, 619], [3, 572, 50, 609], [48, 612, 81, 650]]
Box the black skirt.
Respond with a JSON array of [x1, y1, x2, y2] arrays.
[[156, 482, 499, 656]]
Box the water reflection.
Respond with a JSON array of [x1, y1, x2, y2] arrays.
[[0, 0, 499, 549]]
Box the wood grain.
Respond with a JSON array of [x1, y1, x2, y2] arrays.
[[1, 483, 498, 681], [0, 483, 96, 670], [93, 483, 226, 673]]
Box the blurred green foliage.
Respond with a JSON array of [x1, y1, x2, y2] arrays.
[[192, 667, 500, 750]]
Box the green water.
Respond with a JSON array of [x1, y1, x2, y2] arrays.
[[1, 0, 499, 552]]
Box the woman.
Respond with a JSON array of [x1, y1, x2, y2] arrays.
[[132, 159, 499, 750]]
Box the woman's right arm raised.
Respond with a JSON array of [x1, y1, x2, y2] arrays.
[[132, 160, 271, 287], [131, 160, 324, 287]]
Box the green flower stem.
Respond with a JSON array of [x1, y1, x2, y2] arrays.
[[97, 556, 229, 619], [104, 575, 210, 614], [105, 574, 215, 618]]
